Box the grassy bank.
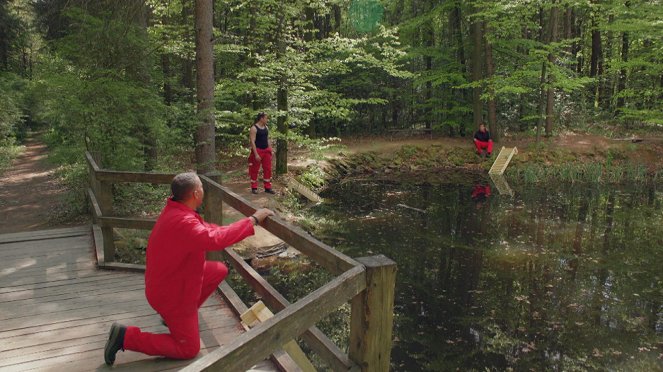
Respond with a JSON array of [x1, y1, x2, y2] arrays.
[[295, 137, 663, 186]]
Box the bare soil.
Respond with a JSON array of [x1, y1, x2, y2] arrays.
[[0, 134, 76, 234]]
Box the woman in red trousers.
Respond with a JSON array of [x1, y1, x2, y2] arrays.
[[249, 112, 276, 194]]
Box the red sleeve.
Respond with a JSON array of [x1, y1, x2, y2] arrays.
[[186, 217, 255, 252]]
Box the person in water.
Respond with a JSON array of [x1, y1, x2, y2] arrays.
[[248, 112, 275, 194], [473, 122, 493, 158]]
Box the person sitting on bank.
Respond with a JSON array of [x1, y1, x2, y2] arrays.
[[473, 122, 493, 158], [103, 172, 274, 365]]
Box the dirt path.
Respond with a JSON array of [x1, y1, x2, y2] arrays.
[[0, 134, 72, 234]]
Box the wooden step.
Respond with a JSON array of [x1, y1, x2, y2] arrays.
[[488, 146, 518, 175]]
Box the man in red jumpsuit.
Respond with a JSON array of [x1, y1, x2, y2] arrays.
[[104, 172, 274, 365]]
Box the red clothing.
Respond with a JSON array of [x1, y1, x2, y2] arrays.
[[123, 198, 254, 359], [474, 139, 493, 155], [145, 199, 254, 314], [248, 147, 273, 190]]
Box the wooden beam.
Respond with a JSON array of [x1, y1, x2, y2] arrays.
[[98, 217, 156, 230], [241, 301, 317, 372], [181, 265, 366, 372], [200, 175, 358, 275], [84, 151, 100, 173], [224, 248, 359, 371], [349, 256, 397, 372], [94, 170, 176, 184], [91, 224, 105, 266], [217, 282, 302, 372], [87, 188, 102, 222], [99, 262, 146, 273]]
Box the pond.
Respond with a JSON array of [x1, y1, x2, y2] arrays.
[[309, 178, 663, 371]]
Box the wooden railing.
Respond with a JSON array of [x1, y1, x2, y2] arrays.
[[85, 152, 396, 372]]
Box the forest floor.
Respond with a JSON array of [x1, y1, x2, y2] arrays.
[[0, 133, 80, 234]]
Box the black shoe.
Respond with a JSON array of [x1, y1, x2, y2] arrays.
[[264, 189, 276, 194], [251, 188, 258, 194], [486, 153, 492, 158], [104, 323, 126, 366]]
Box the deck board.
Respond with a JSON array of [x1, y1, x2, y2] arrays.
[[0, 226, 265, 371]]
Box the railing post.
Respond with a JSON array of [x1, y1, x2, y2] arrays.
[[349, 255, 397, 371], [93, 154, 115, 263], [203, 171, 223, 261], [203, 170, 223, 225]]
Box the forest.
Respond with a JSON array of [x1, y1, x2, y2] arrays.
[[1, 0, 662, 175]]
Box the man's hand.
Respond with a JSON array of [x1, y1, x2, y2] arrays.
[[255, 154, 262, 162], [252, 208, 275, 224]]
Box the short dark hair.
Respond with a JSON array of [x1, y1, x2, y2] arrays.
[[171, 172, 200, 201], [254, 112, 266, 124]]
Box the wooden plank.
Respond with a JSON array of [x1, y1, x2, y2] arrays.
[[349, 256, 397, 372], [0, 271, 123, 293], [87, 188, 102, 222], [99, 216, 156, 230], [217, 282, 302, 372], [0, 299, 217, 340], [95, 169, 176, 184], [0, 272, 134, 295], [84, 151, 101, 173], [0, 306, 232, 358], [224, 248, 357, 371], [182, 265, 366, 372], [200, 175, 358, 275], [0, 275, 141, 303], [0, 287, 145, 320], [100, 261, 147, 273], [1, 313, 241, 371], [241, 301, 317, 372], [286, 177, 322, 203], [0, 226, 90, 244], [92, 224, 105, 265]]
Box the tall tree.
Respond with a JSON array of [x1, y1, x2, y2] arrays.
[[470, 5, 483, 130], [275, 10, 288, 175], [545, 2, 559, 137], [194, 0, 215, 174], [483, 22, 498, 142]]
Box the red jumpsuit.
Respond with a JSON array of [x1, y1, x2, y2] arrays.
[[122, 199, 254, 359]]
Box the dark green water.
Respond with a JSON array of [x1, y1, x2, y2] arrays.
[[311, 179, 663, 371]]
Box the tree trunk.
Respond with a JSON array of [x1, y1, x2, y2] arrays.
[[161, 54, 173, 105], [545, 3, 559, 137], [129, 1, 157, 171], [451, 3, 467, 136], [275, 12, 288, 175], [424, 23, 433, 130], [194, 0, 216, 174], [616, 3, 629, 113], [483, 22, 499, 142], [471, 13, 483, 130], [590, 4, 602, 108]]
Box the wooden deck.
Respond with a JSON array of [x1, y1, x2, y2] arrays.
[[0, 226, 272, 371]]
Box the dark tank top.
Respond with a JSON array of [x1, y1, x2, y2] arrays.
[[254, 124, 269, 149]]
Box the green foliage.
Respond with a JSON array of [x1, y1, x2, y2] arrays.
[[0, 72, 26, 145]]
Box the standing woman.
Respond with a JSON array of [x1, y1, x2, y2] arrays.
[[248, 112, 276, 194]]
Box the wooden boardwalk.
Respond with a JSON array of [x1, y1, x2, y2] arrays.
[[0, 226, 271, 371]]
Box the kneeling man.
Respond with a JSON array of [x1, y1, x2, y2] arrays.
[[104, 172, 273, 365]]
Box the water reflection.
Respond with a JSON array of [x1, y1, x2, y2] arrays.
[[313, 181, 663, 371]]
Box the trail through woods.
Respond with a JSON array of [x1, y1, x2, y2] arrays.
[[0, 134, 72, 234]]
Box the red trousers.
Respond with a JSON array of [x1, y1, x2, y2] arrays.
[[123, 261, 228, 359], [248, 148, 272, 190], [474, 140, 493, 155]]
